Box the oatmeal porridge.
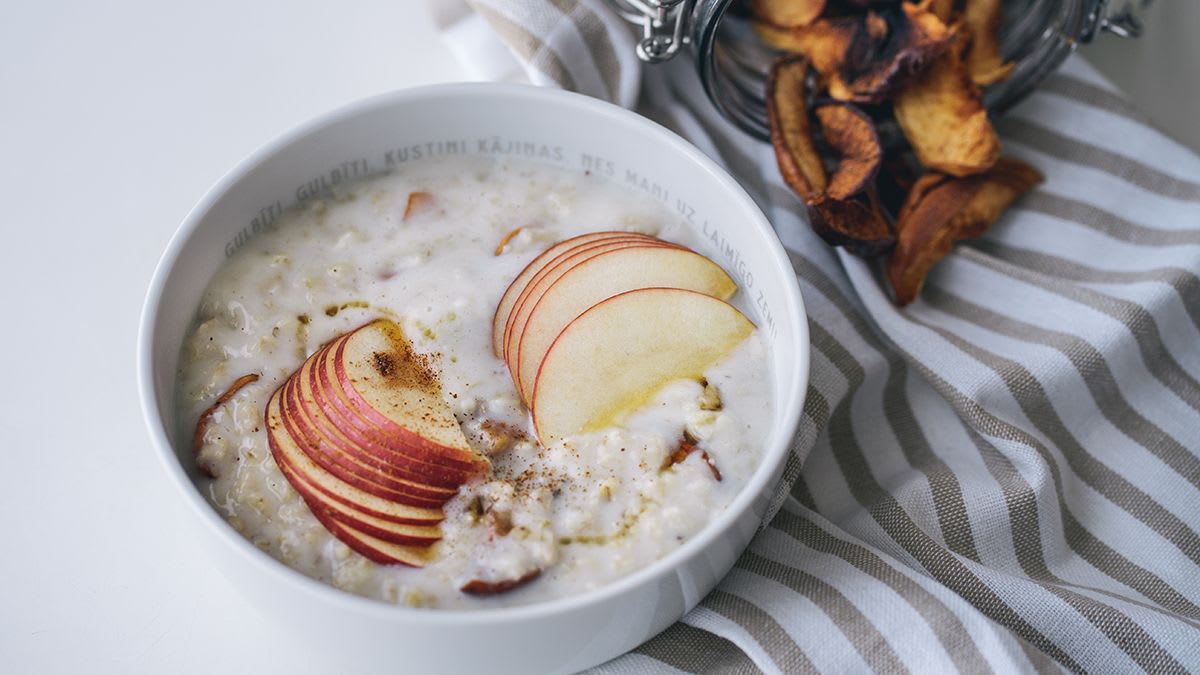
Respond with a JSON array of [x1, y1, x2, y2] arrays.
[[177, 155, 772, 608]]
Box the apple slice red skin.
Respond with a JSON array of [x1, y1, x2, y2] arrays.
[[271, 443, 442, 547], [281, 370, 454, 508], [491, 231, 670, 356], [278, 452, 442, 546], [268, 416, 443, 526], [493, 232, 640, 351], [321, 511, 434, 566], [273, 461, 431, 566], [314, 336, 482, 478], [493, 232, 642, 349], [529, 288, 754, 444], [267, 393, 444, 526], [313, 336, 486, 479], [304, 340, 478, 487], [286, 370, 452, 501], [308, 500, 430, 567], [308, 340, 476, 486], [512, 246, 737, 403], [502, 239, 678, 366], [289, 370, 457, 499], [501, 235, 677, 342], [329, 335, 489, 473], [322, 339, 486, 474], [503, 241, 678, 384]]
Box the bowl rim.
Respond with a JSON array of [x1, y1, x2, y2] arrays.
[[137, 81, 810, 625]]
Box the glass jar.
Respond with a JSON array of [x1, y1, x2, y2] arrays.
[[610, 0, 1147, 140]]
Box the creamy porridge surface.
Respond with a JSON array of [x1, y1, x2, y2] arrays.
[[178, 156, 772, 608]]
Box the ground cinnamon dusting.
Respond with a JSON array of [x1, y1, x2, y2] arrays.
[[370, 328, 441, 392], [370, 351, 396, 378], [193, 373, 260, 478]]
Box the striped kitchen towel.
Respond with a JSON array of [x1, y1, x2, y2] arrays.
[[434, 1, 1200, 672]]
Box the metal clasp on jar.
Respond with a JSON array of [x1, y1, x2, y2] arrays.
[[610, 0, 696, 62]]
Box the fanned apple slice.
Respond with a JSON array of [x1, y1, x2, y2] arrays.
[[302, 498, 432, 567], [491, 231, 667, 356], [313, 336, 484, 482], [501, 237, 679, 362], [266, 318, 494, 566], [531, 288, 755, 445], [514, 247, 737, 405], [503, 240, 676, 373], [272, 435, 444, 546], [303, 340, 470, 488], [333, 321, 489, 473], [266, 390, 445, 525], [282, 371, 454, 508]]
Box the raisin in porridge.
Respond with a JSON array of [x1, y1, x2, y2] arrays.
[[178, 155, 772, 608]]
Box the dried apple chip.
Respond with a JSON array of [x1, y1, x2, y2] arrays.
[[755, 17, 859, 85], [962, 0, 1013, 86], [766, 55, 828, 199], [807, 191, 894, 256], [753, 20, 807, 52], [752, 0, 826, 27], [828, 3, 954, 103], [887, 157, 1043, 305], [815, 102, 882, 199], [893, 37, 1000, 176], [756, 3, 952, 104], [929, 0, 958, 21]]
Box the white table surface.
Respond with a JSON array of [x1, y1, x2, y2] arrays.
[[0, 2, 470, 672]]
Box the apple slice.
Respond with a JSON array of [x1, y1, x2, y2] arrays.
[[266, 390, 444, 525], [265, 319, 493, 566], [503, 240, 675, 379], [273, 439, 443, 546], [513, 246, 737, 404], [301, 342, 469, 488], [309, 337, 483, 483], [302, 498, 432, 567], [332, 322, 488, 471], [491, 231, 669, 356], [281, 367, 457, 507], [531, 288, 755, 445]]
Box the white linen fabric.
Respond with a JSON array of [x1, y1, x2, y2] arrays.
[[435, 2, 1200, 672]]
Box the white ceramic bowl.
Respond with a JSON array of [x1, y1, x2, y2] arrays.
[[138, 83, 809, 675]]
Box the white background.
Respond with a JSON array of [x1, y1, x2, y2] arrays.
[[0, 2, 467, 672], [1, 1, 1192, 673]]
